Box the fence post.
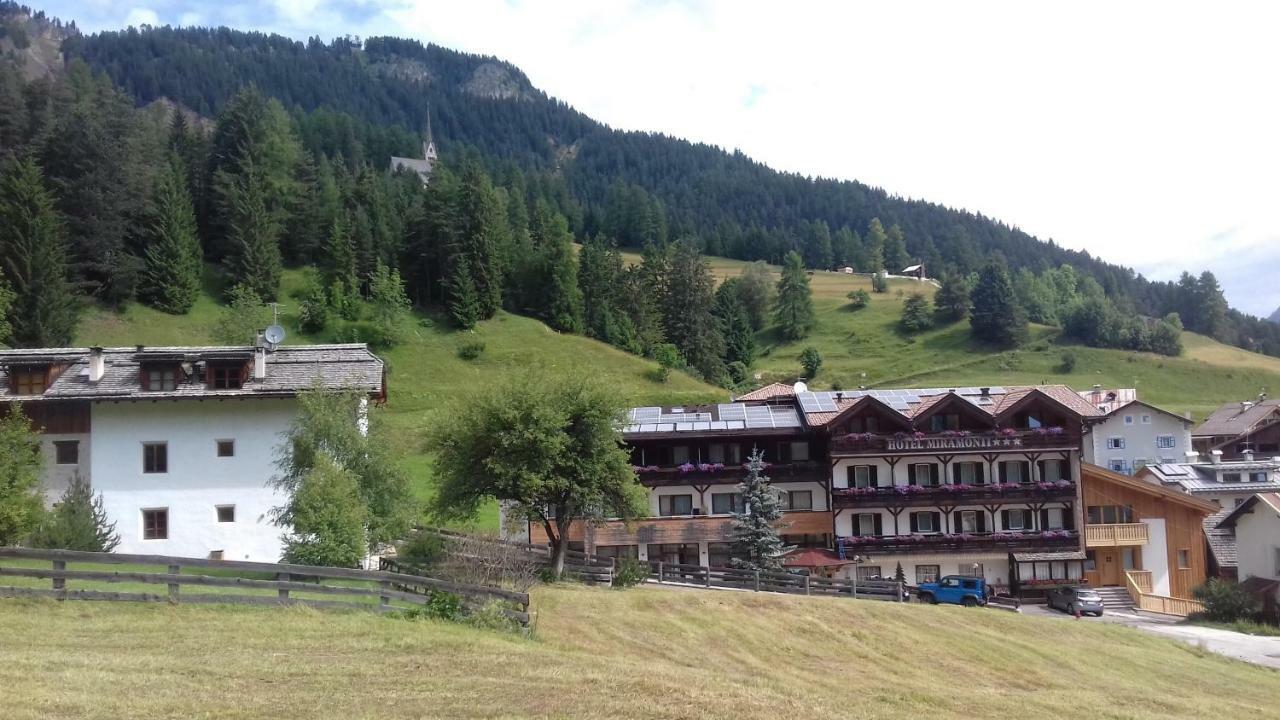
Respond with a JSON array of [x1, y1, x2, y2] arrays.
[[52, 559, 66, 593], [167, 564, 181, 603], [378, 580, 392, 610], [896, 581, 904, 602], [804, 574, 811, 596], [754, 570, 761, 592], [277, 572, 290, 602], [657, 561, 663, 583]]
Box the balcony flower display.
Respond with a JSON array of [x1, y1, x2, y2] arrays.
[[834, 486, 882, 496], [893, 431, 928, 440], [939, 430, 972, 438], [988, 483, 1023, 491], [1040, 530, 1074, 540], [1030, 426, 1065, 436], [678, 462, 696, 473], [893, 485, 931, 495], [631, 465, 661, 474], [696, 462, 727, 473], [940, 483, 975, 492], [993, 428, 1020, 438], [839, 432, 878, 444], [1036, 480, 1074, 490]]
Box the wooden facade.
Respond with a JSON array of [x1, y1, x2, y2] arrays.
[[1080, 463, 1217, 598]]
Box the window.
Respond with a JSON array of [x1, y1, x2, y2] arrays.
[[1044, 508, 1066, 530], [855, 513, 879, 536], [959, 510, 978, 533], [142, 508, 168, 540], [913, 512, 938, 533], [1087, 505, 1134, 524], [1002, 461, 1025, 484], [1222, 473, 1242, 483], [1124, 415, 1134, 425], [1107, 437, 1126, 450], [209, 364, 243, 390], [707, 542, 732, 568], [53, 440, 79, 465], [595, 545, 639, 560], [782, 490, 813, 511], [1040, 459, 1063, 482], [1251, 472, 1269, 483], [913, 463, 936, 486], [849, 465, 875, 488], [1234, 497, 1246, 507], [957, 462, 978, 485], [144, 367, 178, 391], [216, 505, 235, 523], [711, 492, 742, 514], [659, 494, 693, 516], [856, 565, 883, 580], [1005, 509, 1029, 531], [1141, 414, 1152, 425], [671, 446, 690, 465], [1177, 549, 1190, 569], [789, 442, 810, 462], [216, 440, 235, 458], [1133, 458, 1148, 472], [143, 442, 168, 474], [707, 443, 725, 463], [11, 367, 47, 395], [1109, 459, 1128, 474], [915, 565, 940, 584], [1157, 435, 1176, 449], [725, 444, 742, 464]]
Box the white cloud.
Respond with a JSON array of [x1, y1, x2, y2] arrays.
[[41, 0, 1280, 316], [122, 7, 160, 27]]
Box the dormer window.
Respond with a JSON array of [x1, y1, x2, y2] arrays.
[[208, 363, 244, 390], [143, 366, 179, 392], [10, 366, 48, 395]]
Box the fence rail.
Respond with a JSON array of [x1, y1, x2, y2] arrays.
[[648, 560, 905, 601], [0, 547, 530, 625], [411, 527, 613, 585], [1123, 569, 1202, 618]]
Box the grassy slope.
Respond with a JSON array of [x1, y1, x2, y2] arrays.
[[626, 251, 1280, 420], [1, 584, 1278, 719]]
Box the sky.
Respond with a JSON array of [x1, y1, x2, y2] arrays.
[[40, 1, 1280, 316]]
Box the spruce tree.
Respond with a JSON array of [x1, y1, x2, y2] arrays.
[[578, 234, 620, 341], [448, 254, 481, 330], [455, 163, 506, 319], [737, 261, 774, 330], [0, 157, 80, 347], [899, 292, 933, 333], [716, 279, 756, 366], [369, 261, 410, 346], [884, 223, 911, 273], [864, 218, 888, 273], [140, 154, 203, 314], [0, 405, 43, 545], [970, 258, 1028, 348], [773, 251, 815, 341], [28, 473, 121, 552], [0, 279, 13, 345], [221, 164, 283, 302], [280, 453, 368, 568], [529, 202, 583, 333], [661, 239, 726, 383], [934, 272, 971, 321], [729, 448, 790, 572]]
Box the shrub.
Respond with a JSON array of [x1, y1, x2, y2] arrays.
[[398, 531, 447, 569], [466, 600, 523, 633], [846, 289, 870, 309], [422, 590, 465, 621], [652, 342, 682, 383], [1058, 350, 1078, 373], [899, 292, 933, 333], [871, 272, 889, 293], [726, 360, 749, 386], [457, 340, 486, 360], [612, 557, 650, 589], [1192, 579, 1261, 623], [800, 347, 822, 379]]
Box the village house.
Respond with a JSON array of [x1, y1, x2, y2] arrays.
[[524, 382, 1107, 596], [0, 343, 385, 562], [1214, 492, 1280, 622], [1077, 387, 1193, 475], [1193, 395, 1280, 460]]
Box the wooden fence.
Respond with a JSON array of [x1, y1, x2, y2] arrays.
[[1124, 569, 1203, 617], [649, 560, 905, 601], [0, 547, 530, 626]]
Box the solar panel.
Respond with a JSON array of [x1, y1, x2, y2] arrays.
[[659, 412, 711, 424], [717, 404, 747, 421], [629, 407, 661, 423], [796, 392, 838, 413]]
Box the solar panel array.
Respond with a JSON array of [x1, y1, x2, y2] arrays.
[[794, 387, 1008, 414], [623, 404, 800, 434]]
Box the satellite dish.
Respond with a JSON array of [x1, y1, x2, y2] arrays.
[[793, 381, 809, 394], [264, 324, 286, 348]]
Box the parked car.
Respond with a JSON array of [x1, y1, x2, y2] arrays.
[[1047, 586, 1104, 616], [916, 575, 987, 607]]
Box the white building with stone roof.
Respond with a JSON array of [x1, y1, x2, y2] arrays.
[[0, 343, 385, 561]]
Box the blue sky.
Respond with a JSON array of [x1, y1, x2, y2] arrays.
[[34, 1, 1280, 317]]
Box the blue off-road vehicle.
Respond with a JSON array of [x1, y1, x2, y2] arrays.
[[915, 575, 988, 607]]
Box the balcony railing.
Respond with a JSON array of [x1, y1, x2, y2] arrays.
[[832, 428, 1078, 454], [631, 461, 828, 487], [1084, 523, 1148, 547], [530, 510, 834, 547], [832, 481, 1076, 508], [837, 530, 1079, 555]]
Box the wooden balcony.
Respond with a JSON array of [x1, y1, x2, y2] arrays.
[[529, 510, 833, 547], [832, 482, 1076, 509], [633, 461, 828, 488], [1085, 523, 1148, 547], [838, 530, 1080, 556]]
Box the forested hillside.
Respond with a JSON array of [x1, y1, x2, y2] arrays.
[[49, 19, 1280, 357]]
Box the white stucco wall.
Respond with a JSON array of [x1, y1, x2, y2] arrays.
[[1235, 503, 1280, 582], [1145, 518, 1171, 596], [647, 480, 828, 516], [834, 552, 1010, 586], [1085, 410, 1191, 473], [90, 399, 297, 561], [38, 432, 90, 506]]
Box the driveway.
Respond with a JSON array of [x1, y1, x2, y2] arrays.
[[1021, 603, 1280, 670]]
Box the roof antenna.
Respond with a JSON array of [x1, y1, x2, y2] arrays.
[[264, 303, 287, 351]]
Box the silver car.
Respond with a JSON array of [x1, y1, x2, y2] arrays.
[[1048, 586, 1104, 616]]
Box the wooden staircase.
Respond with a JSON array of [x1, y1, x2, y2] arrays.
[[1093, 586, 1135, 611]]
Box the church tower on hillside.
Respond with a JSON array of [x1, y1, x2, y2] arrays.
[[422, 112, 438, 166], [390, 109, 437, 185]]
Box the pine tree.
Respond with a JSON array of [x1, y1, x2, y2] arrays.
[[884, 223, 910, 272], [864, 218, 888, 273], [28, 473, 121, 552], [899, 292, 933, 333], [578, 234, 621, 341], [0, 405, 43, 545], [661, 239, 726, 383], [715, 279, 756, 366], [448, 254, 481, 330], [970, 258, 1027, 347], [369, 261, 410, 346], [140, 154, 203, 314], [220, 164, 282, 301], [529, 202, 583, 333], [0, 279, 14, 345], [934, 272, 971, 321], [729, 448, 790, 572], [773, 251, 815, 341], [1196, 271, 1229, 340], [454, 163, 506, 319], [0, 157, 80, 347]]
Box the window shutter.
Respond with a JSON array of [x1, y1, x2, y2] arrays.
[[932, 512, 942, 531], [910, 513, 919, 533], [870, 465, 879, 487], [952, 464, 961, 484], [1039, 509, 1049, 530], [978, 512, 988, 533], [846, 466, 856, 487], [908, 466, 916, 486], [953, 511, 961, 532], [930, 464, 940, 485], [1021, 462, 1031, 484], [873, 514, 883, 536], [1001, 509, 1010, 530], [1036, 460, 1045, 482], [1062, 509, 1074, 530], [976, 463, 986, 485], [998, 463, 1007, 483]]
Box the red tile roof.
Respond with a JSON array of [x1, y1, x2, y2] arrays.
[[782, 548, 853, 568], [735, 382, 796, 401]]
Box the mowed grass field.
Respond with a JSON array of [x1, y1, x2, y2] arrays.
[[71, 259, 1280, 527], [1, 584, 1278, 719]]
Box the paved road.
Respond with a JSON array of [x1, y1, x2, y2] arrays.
[[1021, 603, 1280, 670]]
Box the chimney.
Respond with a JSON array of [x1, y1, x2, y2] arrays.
[[980, 387, 990, 397], [88, 347, 105, 382], [835, 391, 844, 402], [1184, 450, 1199, 463], [1243, 450, 1255, 462], [253, 333, 266, 381], [1210, 449, 1223, 464]]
